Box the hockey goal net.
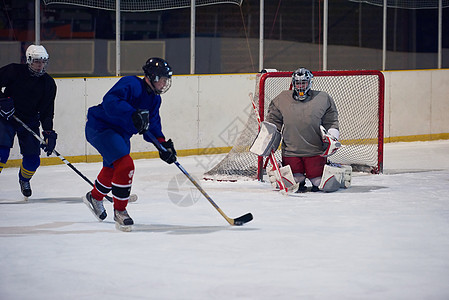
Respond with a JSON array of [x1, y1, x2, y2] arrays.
[[204, 70, 384, 181]]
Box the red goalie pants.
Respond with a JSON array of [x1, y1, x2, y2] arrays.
[[91, 155, 135, 211], [282, 155, 326, 179]]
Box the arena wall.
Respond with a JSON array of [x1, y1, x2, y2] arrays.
[[5, 69, 449, 167]]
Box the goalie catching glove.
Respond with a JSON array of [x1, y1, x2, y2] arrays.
[[320, 125, 341, 157], [159, 139, 177, 164]]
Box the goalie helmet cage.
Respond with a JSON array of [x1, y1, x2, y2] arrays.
[[204, 70, 385, 181]]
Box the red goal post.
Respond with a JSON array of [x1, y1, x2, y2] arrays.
[[258, 70, 385, 177]]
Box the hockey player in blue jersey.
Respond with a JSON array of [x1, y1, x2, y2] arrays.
[[83, 57, 177, 231]]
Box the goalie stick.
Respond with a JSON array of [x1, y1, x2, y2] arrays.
[[249, 93, 298, 194], [12, 115, 137, 203], [147, 133, 253, 226]]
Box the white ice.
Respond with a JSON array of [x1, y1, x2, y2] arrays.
[[1, 140, 449, 300]]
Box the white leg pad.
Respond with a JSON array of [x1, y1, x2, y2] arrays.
[[340, 165, 352, 188], [279, 165, 296, 188], [318, 164, 346, 192], [268, 165, 296, 189], [267, 169, 280, 188]]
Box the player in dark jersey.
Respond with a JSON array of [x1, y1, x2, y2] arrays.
[[83, 57, 176, 231], [0, 44, 57, 198]]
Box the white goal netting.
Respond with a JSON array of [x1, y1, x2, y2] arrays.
[[348, 0, 449, 9], [204, 70, 385, 181], [42, 0, 243, 12]]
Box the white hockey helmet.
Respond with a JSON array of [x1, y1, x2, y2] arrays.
[[26, 45, 49, 77], [292, 67, 313, 101]]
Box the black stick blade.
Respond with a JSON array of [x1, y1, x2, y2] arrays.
[[233, 213, 253, 226]]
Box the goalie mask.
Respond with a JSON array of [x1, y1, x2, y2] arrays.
[[292, 67, 313, 101], [26, 45, 49, 77], [142, 57, 173, 95]]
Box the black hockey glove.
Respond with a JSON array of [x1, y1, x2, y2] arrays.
[[132, 109, 150, 134], [41, 130, 57, 156], [0, 97, 15, 120], [159, 139, 177, 164]]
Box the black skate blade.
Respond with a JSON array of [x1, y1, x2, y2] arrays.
[[233, 213, 253, 226]]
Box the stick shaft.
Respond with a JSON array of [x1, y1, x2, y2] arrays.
[[12, 115, 114, 202], [174, 161, 234, 225], [13, 115, 95, 186], [149, 134, 236, 225]]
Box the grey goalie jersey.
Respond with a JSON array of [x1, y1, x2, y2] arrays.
[[266, 89, 339, 157]]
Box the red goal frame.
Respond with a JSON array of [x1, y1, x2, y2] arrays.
[[257, 70, 385, 179]]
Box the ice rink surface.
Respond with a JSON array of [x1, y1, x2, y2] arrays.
[[1, 140, 449, 299]]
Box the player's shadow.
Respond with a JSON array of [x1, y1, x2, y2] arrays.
[[338, 185, 386, 193], [0, 221, 257, 236], [131, 223, 258, 235], [0, 197, 81, 205], [383, 169, 444, 175], [0, 221, 115, 236]]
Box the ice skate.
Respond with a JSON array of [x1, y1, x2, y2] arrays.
[[114, 209, 133, 232], [19, 179, 32, 199], [294, 181, 307, 193], [83, 191, 107, 221]]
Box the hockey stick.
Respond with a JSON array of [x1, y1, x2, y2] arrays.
[[148, 134, 253, 226], [249, 93, 295, 194], [12, 115, 136, 203]]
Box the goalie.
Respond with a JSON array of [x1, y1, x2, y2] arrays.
[[259, 67, 350, 192]]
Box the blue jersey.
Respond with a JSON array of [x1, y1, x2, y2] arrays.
[[86, 76, 165, 142]]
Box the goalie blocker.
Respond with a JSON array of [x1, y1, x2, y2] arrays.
[[249, 121, 281, 157], [250, 121, 297, 193]]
